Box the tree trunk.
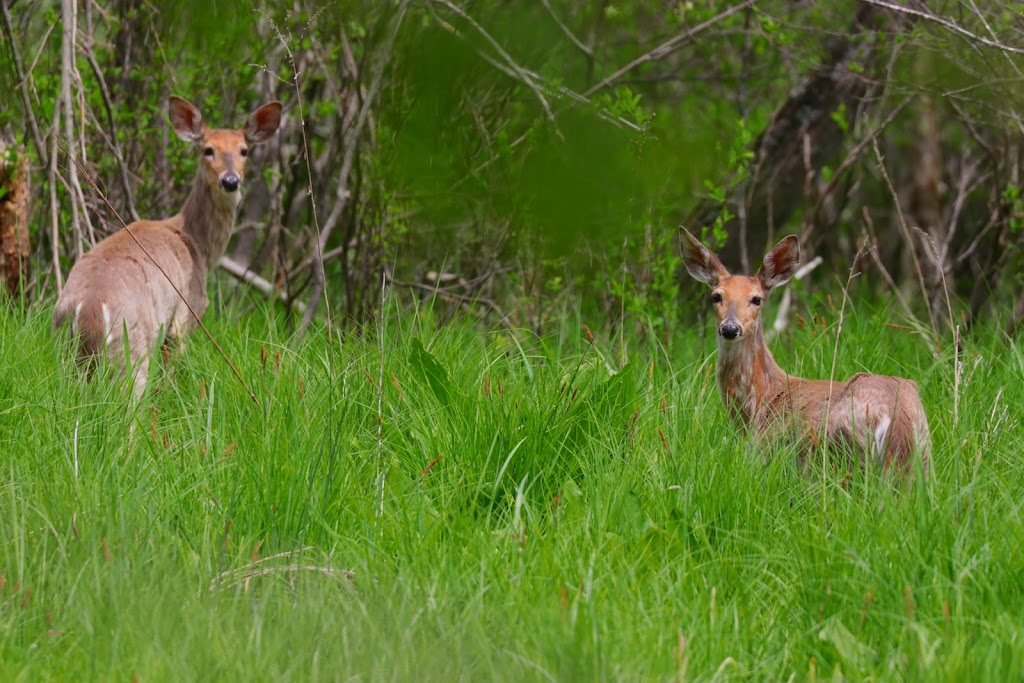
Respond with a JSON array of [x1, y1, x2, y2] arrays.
[[683, 1, 904, 264], [0, 139, 30, 296], [908, 94, 946, 328]]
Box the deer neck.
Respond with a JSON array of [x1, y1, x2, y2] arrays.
[[180, 173, 241, 273], [716, 325, 788, 427]]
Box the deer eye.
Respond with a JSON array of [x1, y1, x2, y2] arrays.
[[711, 292, 723, 304], [203, 147, 215, 157], [751, 296, 763, 306], [239, 147, 248, 157]]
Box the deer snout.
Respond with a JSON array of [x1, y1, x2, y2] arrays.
[[220, 173, 240, 192], [719, 320, 742, 340]]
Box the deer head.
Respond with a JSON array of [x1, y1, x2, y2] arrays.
[[168, 96, 282, 196], [682, 228, 800, 341]]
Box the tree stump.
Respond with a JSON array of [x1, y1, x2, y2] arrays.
[[0, 138, 30, 297]]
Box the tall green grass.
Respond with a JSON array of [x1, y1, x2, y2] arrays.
[[1, 295, 1022, 681]]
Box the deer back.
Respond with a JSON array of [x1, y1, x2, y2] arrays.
[[53, 216, 205, 366], [762, 373, 930, 471]]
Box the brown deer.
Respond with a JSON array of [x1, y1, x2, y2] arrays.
[[681, 228, 931, 473], [54, 96, 282, 398]]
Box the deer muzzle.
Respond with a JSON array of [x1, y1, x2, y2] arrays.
[[719, 320, 742, 340], [220, 173, 240, 192]]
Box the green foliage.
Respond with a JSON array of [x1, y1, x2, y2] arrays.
[[3, 18, 1023, 683], [595, 86, 650, 130], [1005, 184, 1024, 234], [0, 146, 14, 203], [3, 0, 1022, 323], [1002, 184, 1024, 287], [700, 116, 756, 248], [408, 337, 456, 407], [831, 102, 850, 133], [3, 296, 1024, 679]]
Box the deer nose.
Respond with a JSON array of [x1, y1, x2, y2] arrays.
[[220, 174, 240, 192], [719, 321, 741, 340]]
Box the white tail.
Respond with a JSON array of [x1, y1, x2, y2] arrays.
[[54, 96, 282, 398], [681, 229, 931, 474]]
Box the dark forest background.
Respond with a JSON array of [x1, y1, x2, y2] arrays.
[[1, 0, 1023, 340]]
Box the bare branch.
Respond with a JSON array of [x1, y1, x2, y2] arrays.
[[861, 0, 1024, 56], [386, 273, 514, 329], [812, 96, 913, 227], [768, 255, 821, 339], [61, 0, 89, 256], [48, 84, 64, 294], [218, 255, 307, 313], [583, 0, 757, 97], [872, 138, 936, 331], [1, 1, 48, 168], [79, 38, 141, 222], [963, 0, 1024, 77], [540, 0, 593, 58], [431, 0, 557, 124], [300, 0, 413, 332]]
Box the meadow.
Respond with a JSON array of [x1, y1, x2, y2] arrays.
[[1, 288, 1023, 681]]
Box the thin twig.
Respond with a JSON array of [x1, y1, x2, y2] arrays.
[[386, 274, 514, 329], [964, 0, 1024, 76], [540, 0, 593, 58], [79, 39, 140, 222], [432, 0, 556, 124], [61, 0, 87, 257], [65, 0, 99, 250], [939, 158, 983, 268], [812, 96, 913, 226], [768, 255, 822, 339], [0, 1, 49, 168], [48, 90, 64, 294], [913, 227, 957, 334], [267, 20, 334, 338], [861, 0, 1024, 56], [872, 138, 936, 331], [954, 208, 999, 266], [863, 222, 914, 319], [583, 0, 756, 97], [822, 240, 868, 512], [300, 1, 412, 331], [374, 269, 387, 519], [218, 255, 307, 312]]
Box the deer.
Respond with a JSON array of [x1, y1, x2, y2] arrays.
[[54, 96, 282, 399], [681, 228, 931, 474]]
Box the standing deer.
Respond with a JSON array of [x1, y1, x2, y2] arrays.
[[681, 228, 930, 473], [54, 96, 282, 398]]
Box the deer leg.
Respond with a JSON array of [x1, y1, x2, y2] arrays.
[[129, 356, 150, 401]]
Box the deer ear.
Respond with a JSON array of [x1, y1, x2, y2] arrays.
[[168, 96, 205, 142], [757, 235, 800, 290], [681, 228, 729, 286], [243, 102, 283, 144]]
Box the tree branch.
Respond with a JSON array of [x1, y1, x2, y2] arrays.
[[80, 38, 141, 222], [218, 255, 307, 313], [861, 0, 1024, 56], [583, 0, 757, 97], [1, 0, 48, 168], [300, 0, 413, 332]]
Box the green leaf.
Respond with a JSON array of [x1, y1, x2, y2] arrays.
[[819, 617, 877, 671], [830, 103, 849, 133], [408, 338, 453, 406]]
